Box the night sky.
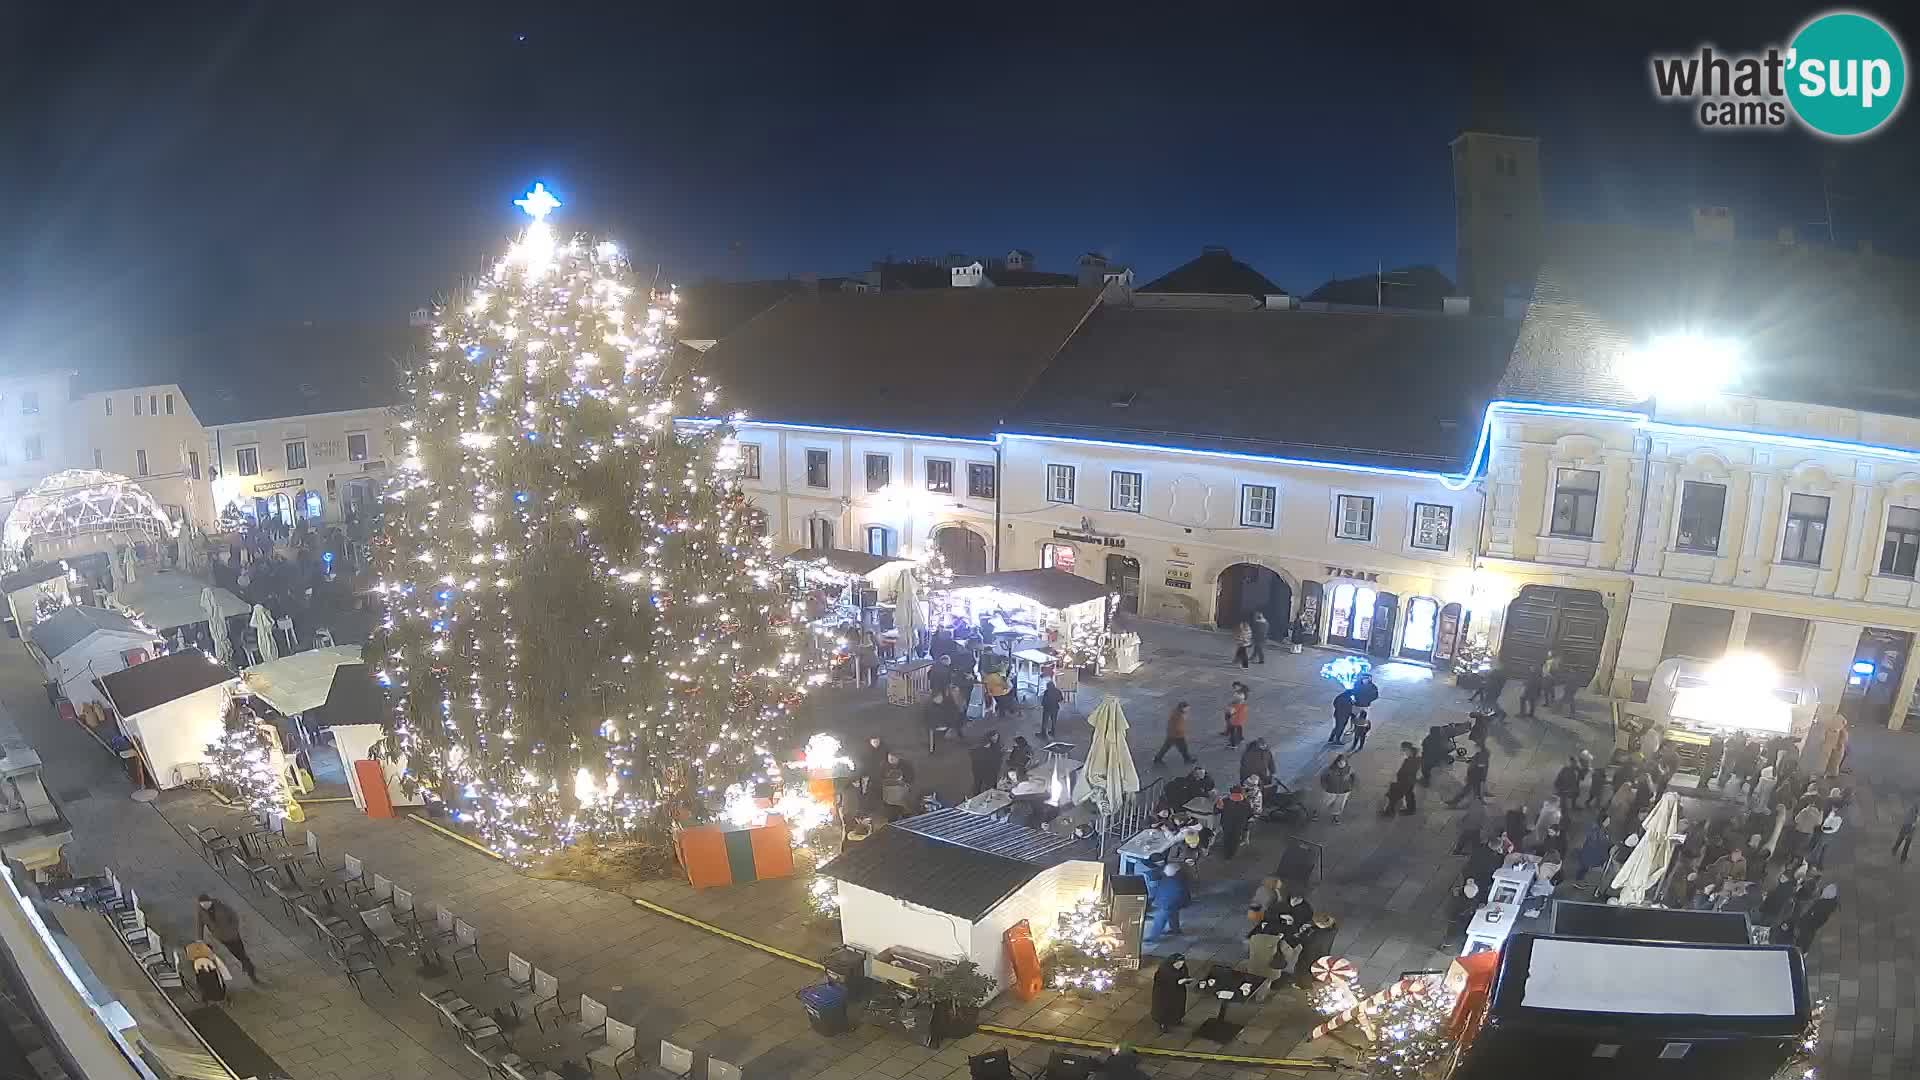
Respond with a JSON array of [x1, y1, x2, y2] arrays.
[[3, 3, 1917, 375]]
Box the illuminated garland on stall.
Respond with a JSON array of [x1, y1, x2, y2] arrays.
[[1047, 894, 1118, 994], [370, 184, 818, 859]]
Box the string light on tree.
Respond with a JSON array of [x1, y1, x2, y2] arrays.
[[370, 182, 815, 859], [203, 690, 292, 818], [1047, 893, 1119, 994]]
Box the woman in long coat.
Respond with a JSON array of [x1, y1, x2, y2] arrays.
[[1152, 954, 1193, 1032]]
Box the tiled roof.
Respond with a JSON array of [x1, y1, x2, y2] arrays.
[[675, 280, 812, 344], [1139, 247, 1283, 297], [97, 650, 232, 717], [817, 811, 1090, 921], [167, 324, 424, 427], [1503, 222, 1920, 418], [28, 606, 149, 660], [1005, 305, 1520, 472], [699, 288, 1098, 440], [1306, 265, 1457, 311]]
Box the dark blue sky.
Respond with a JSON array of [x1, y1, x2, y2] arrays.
[[3, 2, 1917, 373]]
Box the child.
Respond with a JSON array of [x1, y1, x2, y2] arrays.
[[1348, 709, 1372, 751], [1224, 687, 1248, 748]]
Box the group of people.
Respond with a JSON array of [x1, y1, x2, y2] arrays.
[[1147, 870, 1338, 1034], [1467, 647, 1583, 719]]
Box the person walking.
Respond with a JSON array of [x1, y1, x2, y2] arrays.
[[1794, 883, 1839, 953], [1553, 756, 1583, 821], [1217, 787, 1254, 859], [1224, 686, 1248, 748], [1894, 802, 1919, 863], [1239, 739, 1276, 787], [1348, 709, 1372, 752], [1518, 665, 1543, 718], [1328, 688, 1355, 745], [1153, 702, 1194, 766], [880, 753, 917, 820], [1232, 622, 1253, 669], [1249, 611, 1269, 664], [969, 732, 1004, 795], [1418, 726, 1452, 787], [1039, 676, 1064, 741], [1386, 742, 1419, 815], [195, 895, 257, 980], [1319, 755, 1356, 822], [1446, 744, 1491, 807]]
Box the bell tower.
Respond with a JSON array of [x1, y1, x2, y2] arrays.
[[1450, 61, 1543, 316]]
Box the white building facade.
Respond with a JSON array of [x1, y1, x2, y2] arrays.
[[73, 383, 215, 531], [205, 406, 398, 528]]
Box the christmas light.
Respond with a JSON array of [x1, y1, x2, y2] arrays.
[[202, 689, 292, 818], [1047, 894, 1118, 994]]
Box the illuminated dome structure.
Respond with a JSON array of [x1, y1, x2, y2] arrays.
[[1, 470, 178, 571]]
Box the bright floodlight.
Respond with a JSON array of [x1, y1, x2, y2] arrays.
[[1708, 651, 1776, 691], [1621, 333, 1739, 402]]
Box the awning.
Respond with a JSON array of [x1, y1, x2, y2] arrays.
[[948, 568, 1111, 611], [305, 663, 388, 729], [118, 573, 247, 633], [241, 645, 363, 716], [783, 548, 911, 578]]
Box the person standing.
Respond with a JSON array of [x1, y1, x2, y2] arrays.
[[1153, 702, 1194, 766], [1328, 689, 1355, 746], [1447, 745, 1491, 807], [1291, 914, 1337, 989], [195, 895, 257, 980], [1224, 686, 1248, 748], [1319, 755, 1356, 822], [1387, 743, 1419, 815], [1894, 802, 1919, 863], [1789, 800, 1823, 861], [1039, 676, 1064, 741], [1794, 884, 1839, 953], [1217, 787, 1254, 859], [1553, 756, 1583, 821], [1539, 650, 1561, 706], [880, 753, 917, 820], [1249, 611, 1269, 664], [1807, 806, 1844, 867], [1239, 739, 1275, 787], [1151, 955, 1193, 1032], [969, 732, 1004, 795], [1232, 622, 1253, 669], [1518, 665, 1543, 718], [1145, 863, 1190, 941], [1353, 673, 1380, 710], [1585, 761, 1610, 809], [1006, 736, 1034, 782], [858, 736, 889, 813], [1348, 709, 1372, 752], [1418, 727, 1452, 787]]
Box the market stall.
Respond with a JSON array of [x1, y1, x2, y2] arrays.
[[27, 606, 164, 711], [304, 663, 421, 814], [95, 651, 238, 790], [117, 571, 248, 645], [786, 548, 915, 682], [1, 562, 71, 639], [936, 569, 1114, 688], [1632, 654, 1819, 783], [241, 644, 362, 733], [817, 808, 1102, 998]]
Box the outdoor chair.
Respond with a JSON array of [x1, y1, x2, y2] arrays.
[[301, 829, 338, 873], [421, 988, 478, 1029], [466, 1043, 513, 1079], [708, 1058, 742, 1080], [430, 905, 458, 949], [338, 854, 374, 904], [391, 885, 421, 930], [128, 927, 164, 969], [342, 951, 393, 1000], [586, 1017, 637, 1077], [574, 995, 608, 1042], [118, 908, 151, 950], [658, 1040, 694, 1078], [189, 826, 237, 865], [488, 951, 532, 997], [297, 902, 351, 945], [153, 949, 186, 992], [449, 918, 484, 978], [108, 887, 141, 929], [359, 905, 410, 963], [263, 879, 309, 921], [509, 967, 560, 1030], [368, 873, 395, 909], [227, 848, 273, 895]]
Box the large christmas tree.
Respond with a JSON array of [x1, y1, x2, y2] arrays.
[[371, 184, 814, 859]]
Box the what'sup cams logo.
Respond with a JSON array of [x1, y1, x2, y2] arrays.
[[1651, 10, 1907, 137]]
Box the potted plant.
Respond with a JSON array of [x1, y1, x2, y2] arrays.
[[921, 960, 996, 1039]]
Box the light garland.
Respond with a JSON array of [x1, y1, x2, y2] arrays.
[[806, 874, 840, 918], [370, 184, 818, 860], [203, 691, 291, 818], [1047, 894, 1119, 994]]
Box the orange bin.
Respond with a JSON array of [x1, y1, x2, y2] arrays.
[[1003, 920, 1043, 1001], [676, 816, 794, 888]]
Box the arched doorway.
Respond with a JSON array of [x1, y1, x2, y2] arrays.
[[1399, 596, 1441, 663], [1499, 585, 1609, 690], [935, 526, 988, 576], [1326, 581, 1376, 651], [1215, 563, 1292, 639], [1106, 554, 1140, 615]]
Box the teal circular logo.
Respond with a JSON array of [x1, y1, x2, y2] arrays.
[[1787, 11, 1907, 137]]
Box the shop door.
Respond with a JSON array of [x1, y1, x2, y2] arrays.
[[1434, 602, 1464, 665], [1399, 596, 1440, 663], [1296, 581, 1324, 645], [1106, 555, 1141, 615], [936, 527, 988, 576], [1842, 627, 1912, 727], [1367, 591, 1400, 658], [1498, 585, 1608, 689], [1326, 582, 1376, 651], [1214, 563, 1292, 637]]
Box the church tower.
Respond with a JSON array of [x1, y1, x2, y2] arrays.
[[1450, 61, 1543, 315]]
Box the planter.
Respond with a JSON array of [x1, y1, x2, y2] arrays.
[[936, 1002, 981, 1039], [903, 1001, 940, 1048]]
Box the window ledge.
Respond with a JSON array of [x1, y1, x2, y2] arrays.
[[1775, 560, 1823, 570], [1542, 532, 1596, 543], [1669, 547, 1721, 557]]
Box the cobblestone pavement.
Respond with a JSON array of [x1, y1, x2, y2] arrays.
[[11, 617, 1910, 1077]]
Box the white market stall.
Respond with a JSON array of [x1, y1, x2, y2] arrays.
[[1637, 654, 1821, 781], [938, 569, 1114, 691], [303, 663, 419, 813], [241, 645, 362, 727], [1, 563, 71, 638], [118, 572, 247, 641], [816, 808, 1103, 999], [27, 606, 164, 711], [95, 651, 238, 790]]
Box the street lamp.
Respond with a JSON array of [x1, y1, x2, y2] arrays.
[[1620, 333, 1740, 403]]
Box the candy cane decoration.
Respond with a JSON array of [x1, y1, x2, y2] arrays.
[[1310, 974, 1435, 1040], [1312, 956, 1358, 984]]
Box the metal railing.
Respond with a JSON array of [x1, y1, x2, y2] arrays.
[[1099, 775, 1166, 859]]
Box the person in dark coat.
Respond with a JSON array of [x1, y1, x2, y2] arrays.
[[1217, 788, 1254, 859], [1151, 955, 1193, 1031], [1419, 727, 1453, 786], [1518, 666, 1543, 717], [1328, 689, 1355, 745], [1292, 914, 1337, 989], [1039, 677, 1065, 741], [858, 737, 889, 812], [1005, 736, 1033, 782], [969, 732, 1003, 795], [1353, 675, 1380, 709], [1586, 763, 1610, 808], [1795, 884, 1839, 952], [1446, 745, 1491, 807], [196, 895, 257, 979], [1466, 834, 1505, 900], [1239, 740, 1276, 786], [1387, 743, 1419, 814], [1758, 872, 1797, 926], [1348, 709, 1372, 752], [1467, 708, 1491, 747], [1553, 756, 1583, 820]]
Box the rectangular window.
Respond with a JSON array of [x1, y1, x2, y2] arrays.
[[188, 450, 201, 479], [23, 436, 42, 462], [165, 393, 175, 415], [1550, 468, 1601, 538], [807, 517, 834, 550], [1880, 506, 1920, 578], [1744, 613, 1811, 672], [1674, 481, 1727, 553], [1041, 543, 1077, 572], [134, 395, 143, 416], [1046, 464, 1076, 504], [236, 447, 259, 476], [104, 398, 112, 417], [1335, 494, 1375, 541], [864, 453, 891, 493], [19, 391, 37, 416], [135, 448, 149, 476], [1781, 492, 1830, 564], [925, 458, 953, 494], [347, 433, 369, 462], [1660, 603, 1733, 663], [967, 462, 997, 499], [148, 394, 158, 415], [738, 443, 762, 480], [1411, 502, 1453, 551], [92, 448, 103, 468], [805, 449, 830, 489], [1241, 484, 1277, 528], [865, 525, 894, 556], [285, 440, 308, 471], [1110, 471, 1143, 513]]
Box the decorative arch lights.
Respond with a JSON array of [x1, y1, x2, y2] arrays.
[[2, 469, 178, 569]]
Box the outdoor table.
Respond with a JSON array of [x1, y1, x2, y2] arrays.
[[1194, 965, 1267, 1043], [1115, 827, 1181, 879]]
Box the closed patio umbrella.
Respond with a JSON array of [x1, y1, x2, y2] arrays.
[[1073, 695, 1141, 819], [1611, 790, 1680, 906], [202, 587, 230, 666], [250, 603, 279, 664], [894, 566, 924, 659]]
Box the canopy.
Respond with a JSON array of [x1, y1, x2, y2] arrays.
[[1611, 790, 1680, 906], [242, 645, 363, 716], [893, 566, 923, 652], [783, 548, 911, 580], [249, 604, 278, 663], [119, 573, 247, 634], [1073, 695, 1140, 816], [202, 587, 231, 665], [949, 569, 1110, 612]]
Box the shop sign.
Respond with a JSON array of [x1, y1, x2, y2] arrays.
[[1052, 528, 1125, 548], [361, 460, 387, 471], [253, 478, 304, 493], [1164, 561, 1193, 590], [1324, 565, 1380, 583]]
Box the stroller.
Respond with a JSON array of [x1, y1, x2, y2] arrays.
[[1257, 779, 1310, 824], [185, 941, 228, 1004], [1435, 721, 1475, 763]]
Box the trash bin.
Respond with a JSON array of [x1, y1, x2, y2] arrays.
[[823, 945, 870, 998], [797, 983, 850, 1036]]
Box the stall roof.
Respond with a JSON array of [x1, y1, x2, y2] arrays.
[[0, 563, 68, 593], [117, 573, 247, 633], [28, 606, 151, 661], [818, 811, 1093, 921], [952, 569, 1111, 611], [96, 651, 233, 718], [783, 549, 911, 578], [305, 663, 388, 728], [241, 645, 363, 717]]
